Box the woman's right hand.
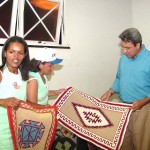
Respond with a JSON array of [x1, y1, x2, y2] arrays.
[[0, 97, 21, 109]]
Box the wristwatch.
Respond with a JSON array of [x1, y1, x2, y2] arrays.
[[108, 89, 113, 96]]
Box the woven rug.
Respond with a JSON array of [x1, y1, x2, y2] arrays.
[[54, 87, 133, 150], [51, 123, 77, 150], [7, 101, 57, 150]]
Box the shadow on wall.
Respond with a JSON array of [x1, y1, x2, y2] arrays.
[[110, 94, 121, 103], [49, 94, 120, 105], [54, 64, 64, 71], [46, 64, 63, 80]]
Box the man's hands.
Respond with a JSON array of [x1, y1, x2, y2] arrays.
[[100, 89, 115, 101], [131, 97, 150, 111]]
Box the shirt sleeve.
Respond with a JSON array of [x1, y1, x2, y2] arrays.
[[111, 58, 121, 94]]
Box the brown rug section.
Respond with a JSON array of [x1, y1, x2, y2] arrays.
[[54, 87, 133, 150], [7, 101, 57, 150]]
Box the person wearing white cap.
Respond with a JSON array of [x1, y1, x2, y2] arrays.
[[29, 48, 65, 105], [35, 48, 63, 65]]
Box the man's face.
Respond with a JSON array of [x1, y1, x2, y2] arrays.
[[120, 41, 141, 58]]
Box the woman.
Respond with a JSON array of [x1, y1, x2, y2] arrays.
[[0, 36, 38, 149], [29, 48, 65, 105]]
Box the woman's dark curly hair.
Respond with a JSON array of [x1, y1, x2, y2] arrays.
[[29, 58, 41, 72], [0, 36, 30, 81], [29, 58, 48, 72]]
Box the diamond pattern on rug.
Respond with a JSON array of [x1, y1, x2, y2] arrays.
[[72, 102, 113, 128], [54, 87, 133, 150]]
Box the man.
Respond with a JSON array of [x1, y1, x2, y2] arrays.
[[101, 28, 150, 150]]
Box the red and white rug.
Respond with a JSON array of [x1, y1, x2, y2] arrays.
[[7, 101, 57, 150], [54, 87, 133, 150]]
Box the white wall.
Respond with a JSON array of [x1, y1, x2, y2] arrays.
[[0, 0, 149, 100], [44, 0, 132, 98], [132, 0, 150, 49], [0, 0, 134, 99]]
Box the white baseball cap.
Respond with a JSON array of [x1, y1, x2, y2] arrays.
[[35, 48, 63, 64]]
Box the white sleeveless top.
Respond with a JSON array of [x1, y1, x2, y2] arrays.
[[0, 67, 27, 150]]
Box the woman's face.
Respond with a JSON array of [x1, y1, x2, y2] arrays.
[[4, 42, 25, 71], [39, 62, 54, 75]]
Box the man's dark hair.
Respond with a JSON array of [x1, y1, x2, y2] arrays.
[[119, 28, 142, 46]]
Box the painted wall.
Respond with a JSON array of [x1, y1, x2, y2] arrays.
[[132, 0, 150, 49], [43, 0, 132, 99], [2, 0, 141, 100]]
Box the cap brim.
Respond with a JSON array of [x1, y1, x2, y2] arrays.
[[49, 58, 63, 64]]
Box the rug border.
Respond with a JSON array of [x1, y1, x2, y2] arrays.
[[55, 87, 133, 150], [7, 101, 58, 150]]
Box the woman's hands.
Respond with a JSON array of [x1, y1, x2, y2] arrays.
[[48, 88, 66, 96], [56, 88, 66, 95], [0, 97, 20, 109]]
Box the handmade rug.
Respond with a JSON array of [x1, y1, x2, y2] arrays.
[[51, 123, 77, 150], [7, 101, 57, 150], [54, 87, 133, 150]]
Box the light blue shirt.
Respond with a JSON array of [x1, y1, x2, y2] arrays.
[[112, 44, 150, 103]]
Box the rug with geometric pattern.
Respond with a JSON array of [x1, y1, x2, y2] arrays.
[[51, 123, 77, 150], [54, 87, 133, 150], [7, 101, 57, 150]]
